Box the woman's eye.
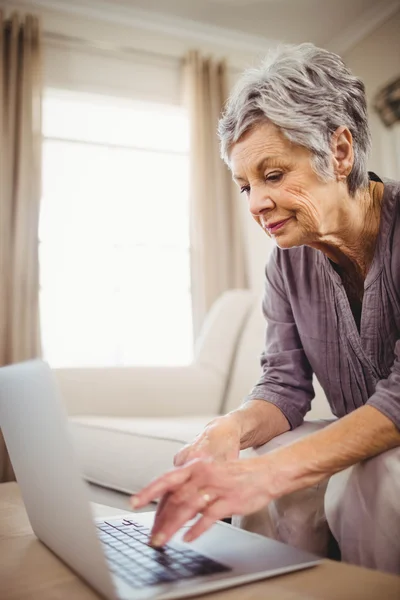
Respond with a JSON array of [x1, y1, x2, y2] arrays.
[[265, 172, 283, 182], [240, 185, 250, 195]]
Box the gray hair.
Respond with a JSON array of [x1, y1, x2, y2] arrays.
[[218, 43, 371, 195]]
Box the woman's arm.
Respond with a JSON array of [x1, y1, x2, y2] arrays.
[[246, 247, 315, 430], [230, 399, 290, 449], [270, 331, 400, 493], [132, 404, 399, 547], [268, 404, 400, 496]]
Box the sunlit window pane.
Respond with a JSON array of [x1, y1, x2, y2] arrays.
[[40, 141, 190, 247], [40, 90, 193, 368]]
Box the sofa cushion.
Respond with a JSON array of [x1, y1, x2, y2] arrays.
[[69, 415, 214, 495]]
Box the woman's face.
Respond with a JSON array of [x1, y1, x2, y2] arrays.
[[230, 121, 347, 249]]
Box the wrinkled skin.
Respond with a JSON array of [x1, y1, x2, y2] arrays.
[[173, 415, 242, 467], [231, 121, 374, 274]]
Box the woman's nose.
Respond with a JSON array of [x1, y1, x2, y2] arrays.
[[248, 187, 275, 217]]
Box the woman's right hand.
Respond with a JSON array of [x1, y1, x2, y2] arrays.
[[173, 414, 242, 467]]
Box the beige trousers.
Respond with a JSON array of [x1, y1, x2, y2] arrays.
[[232, 420, 400, 575]]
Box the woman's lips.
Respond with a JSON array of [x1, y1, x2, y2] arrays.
[[266, 217, 292, 234]]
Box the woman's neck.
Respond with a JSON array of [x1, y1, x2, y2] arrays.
[[311, 181, 384, 280]]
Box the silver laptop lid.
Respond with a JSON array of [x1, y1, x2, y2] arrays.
[[0, 359, 117, 600]]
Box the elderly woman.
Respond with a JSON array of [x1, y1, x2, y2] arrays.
[[131, 43, 400, 574]]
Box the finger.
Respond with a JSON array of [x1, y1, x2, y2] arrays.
[[154, 492, 171, 521], [149, 489, 216, 547], [131, 465, 192, 509], [183, 515, 215, 543], [183, 500, 231, 543], [174, 447, 189, 467], [174, 448, 212, 467], [151, 481, 200, 537]]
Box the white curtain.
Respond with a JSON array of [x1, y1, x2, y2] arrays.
[[184, 50, 248, 337], [0, 11, 42, 482]]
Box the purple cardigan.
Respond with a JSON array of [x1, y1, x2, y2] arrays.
[[247, 178, 400, 431]]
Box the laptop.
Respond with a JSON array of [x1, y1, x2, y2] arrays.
[[0, 360, 320, 599]]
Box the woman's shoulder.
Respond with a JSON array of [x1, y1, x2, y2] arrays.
[[392, 180, 400, 215], [382, 178, 400, 212], [266, 244, 319, 286]]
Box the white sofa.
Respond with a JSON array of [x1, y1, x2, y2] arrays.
[[55, 290, 333, 509]]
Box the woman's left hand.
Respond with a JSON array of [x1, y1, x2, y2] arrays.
[[130, 455, 282, 547]]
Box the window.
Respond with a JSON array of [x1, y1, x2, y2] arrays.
[[40, 90, 193, 367]]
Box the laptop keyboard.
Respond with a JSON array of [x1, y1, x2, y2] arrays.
[[97, 519, 231, 588]]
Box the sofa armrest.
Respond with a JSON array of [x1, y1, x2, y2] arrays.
[[55, 364, 223, 418]]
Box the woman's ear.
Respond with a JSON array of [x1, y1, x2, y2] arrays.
[[331, 126, 354, 181]]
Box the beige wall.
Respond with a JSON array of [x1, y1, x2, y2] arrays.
[[343, 8, 400, 180]]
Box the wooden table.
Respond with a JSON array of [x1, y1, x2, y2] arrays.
[[1, 482, 399, 600]]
